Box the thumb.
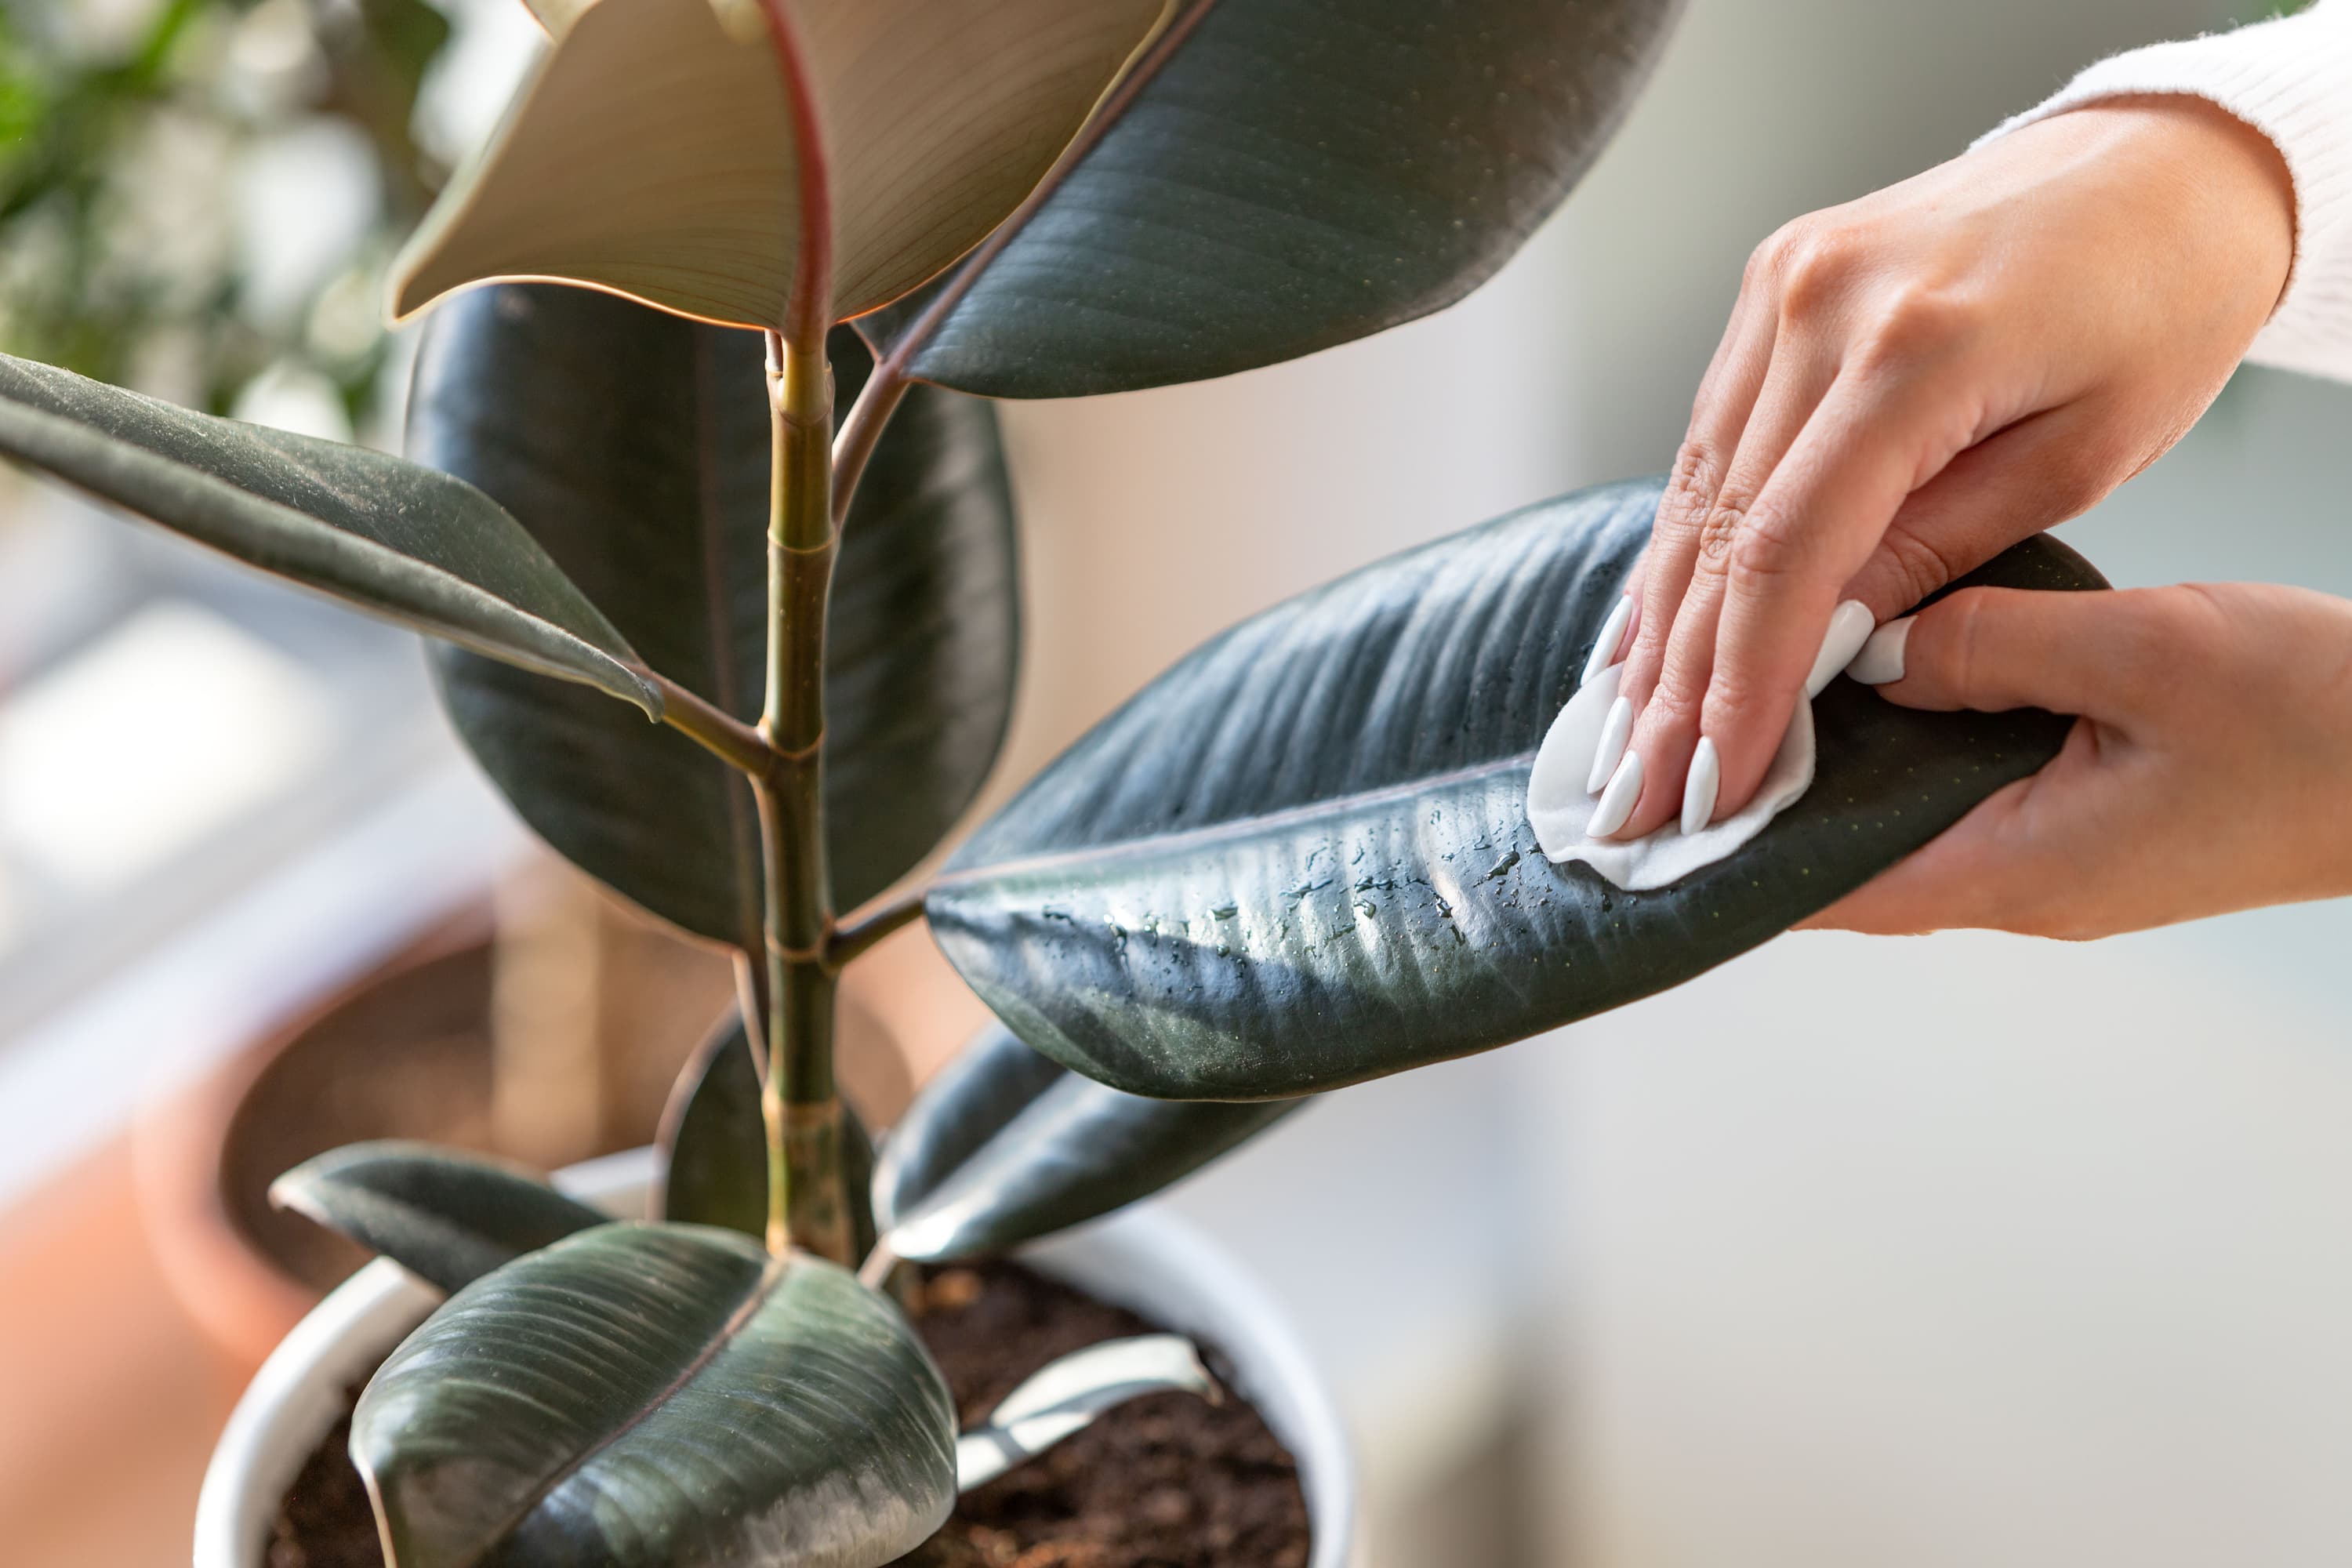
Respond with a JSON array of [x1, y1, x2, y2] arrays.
[[1857, 584, 2170, 724], [1840, 399, 2123, 621]]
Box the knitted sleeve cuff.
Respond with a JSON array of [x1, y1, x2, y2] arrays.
[[1976, 1, 2352, 383]]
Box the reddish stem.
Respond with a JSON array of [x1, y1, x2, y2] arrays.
[[757, 0, 834, 347]]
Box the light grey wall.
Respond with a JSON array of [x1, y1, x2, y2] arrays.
[[1516, 1, 2352, 1564]]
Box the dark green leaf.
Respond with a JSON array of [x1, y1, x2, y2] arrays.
[[869, 1023, 1063, 1229], [0, 351, 656, 713], [270, 1140, 607, 1294], [858, 0, 1685, 397], [875, 1024, 1300, 1262], [408, 285, 1019, 946], [928, 476, 2107, 1099], [354, 1224, 956, 1568], [657, 1012, 877, 1261]]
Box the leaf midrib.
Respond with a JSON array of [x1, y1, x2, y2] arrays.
[[937, 747, 1537, 889], [466, 1245, 790, 1566]]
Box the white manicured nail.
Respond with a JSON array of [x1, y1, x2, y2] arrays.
[[1847, 616, 1914, 684], [1587, 695, 1634, 793], [1587, 750, 1643, 839], [1580, 592, 1635, 687], [1804, 599, 1877, 698], [1681, 737, 1719, 837]]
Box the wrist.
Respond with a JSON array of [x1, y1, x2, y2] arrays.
[[2056, 93, 2297, 319]]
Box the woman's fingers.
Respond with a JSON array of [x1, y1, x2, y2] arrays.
[[1611, 339, 1843, 837], [1803, 585, 2181, 934], [1619, 255, 1783, 715], [1838, 398, 2131, 619], [1662, 359, 1980, 832], [1868, 583, 2177, 726]]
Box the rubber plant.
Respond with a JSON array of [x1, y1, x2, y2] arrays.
[[0, 0, 2117, 1563]]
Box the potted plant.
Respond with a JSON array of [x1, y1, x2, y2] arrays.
[[0, 0, 2114, 1563]]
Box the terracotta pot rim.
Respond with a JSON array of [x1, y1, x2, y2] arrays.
[[131, 922, 490, 1372]]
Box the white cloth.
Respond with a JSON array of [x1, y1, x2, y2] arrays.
[[1976, 0, 2352, 384], [1526, 662, 1817, 891]]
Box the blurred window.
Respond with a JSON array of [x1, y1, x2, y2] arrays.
[[0, 0, 540, 1040]]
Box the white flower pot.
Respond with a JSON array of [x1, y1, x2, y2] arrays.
[[194, 1148, 1360, 1568]]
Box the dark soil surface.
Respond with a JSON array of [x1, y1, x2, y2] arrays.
[[267, 1261, 1312, 1568]]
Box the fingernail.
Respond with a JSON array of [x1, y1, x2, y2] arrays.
[[1847, 616, 1913, 684], [1805, 599, 1877, 698], [1580, 592, 1635, 688], [1681, 736, 1719, 836], [1587, 695, 1634, 793], [1587, 750, 1643, 839]]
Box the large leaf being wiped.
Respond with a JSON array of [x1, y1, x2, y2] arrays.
[[860, 0, 1685, 397], [0, 353, 655, 714], [929, 477, 2107, 1100], [354, 1225, 955, 1568], [412, 286, 1018, 945], [875, 1024, 1301, 1262]]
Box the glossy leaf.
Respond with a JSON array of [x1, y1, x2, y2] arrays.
[[955, 1334, 1215, 1493], [859, 0, 1686, 397], [659, 1012, 877, 1261], [410, 285, 1019, 945], [0, 351, 656, 714], [354, 1224, 956, 1568], [270, 1141, 607, 1294], [929, 477, 2108, 1100], [390, 0, 1161, 329], [875, 1024, 1301, 1262]]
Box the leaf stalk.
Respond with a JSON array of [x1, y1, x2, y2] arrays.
[[654, 673, 780, 779], [830, 363, 909, 528], [826, 889, 927, 971]]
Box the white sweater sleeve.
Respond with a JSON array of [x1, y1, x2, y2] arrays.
[[1976, 0, 2352, 383]]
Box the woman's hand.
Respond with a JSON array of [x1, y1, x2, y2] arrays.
[[1598, 95, 2298, 842], [1801, 583, 2352, 938]]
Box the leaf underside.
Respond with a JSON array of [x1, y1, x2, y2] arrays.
[[860, 0, 1688, 397], [875, 1023, 1301, 1263], [354, 1225, 956, 1568], [409, 285, 1019, 946], [390, 0, 1161, 329], [0, 351, 655, 713], [270, 1141, 607, 1294], [928, 475, 2108, 1100]]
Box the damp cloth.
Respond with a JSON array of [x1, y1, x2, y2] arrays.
[[1526, 662, 1817, 891]]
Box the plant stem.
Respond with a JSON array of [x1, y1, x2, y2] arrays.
[[753, 328, 854, 1265], [653, 673, 781, 779], [830, 362, 908, 528], [827, 889, 927, 971]]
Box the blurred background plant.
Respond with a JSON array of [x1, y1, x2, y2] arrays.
[[0, 0, 552, 1044], [0, 0, 453, 435]]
